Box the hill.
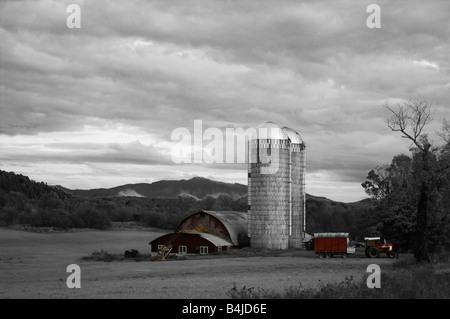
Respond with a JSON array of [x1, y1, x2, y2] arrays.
[[0, 170, 71, 201], [0, 169, 375, 237], [58, 177, 248, 200], [0, 170, 248, 230], [305, 194, 376, 238], [60, 179, 376, 237]]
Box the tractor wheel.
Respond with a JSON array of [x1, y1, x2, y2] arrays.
[[367, 247, 380, 258], [318, 253, 325, 258], [325, 253, 333, 258], [387, 252, 396, 258]]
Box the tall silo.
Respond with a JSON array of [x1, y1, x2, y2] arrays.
[[248, 121, 306, 250], [283, 127, 306, 249], [248, 122, 291, 249]]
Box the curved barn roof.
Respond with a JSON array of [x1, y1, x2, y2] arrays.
[[150, 232, 233, 248], [176, 210, 247, 245], [197, 233, 234, 247], [201, 211, 247, 245]]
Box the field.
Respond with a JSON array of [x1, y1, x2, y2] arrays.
[[0, 227, 396, 299]]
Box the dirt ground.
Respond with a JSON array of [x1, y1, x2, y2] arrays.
[[0, 227, 396, 299]]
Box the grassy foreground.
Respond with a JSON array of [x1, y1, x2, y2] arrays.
[[228, 254, 450, 299]]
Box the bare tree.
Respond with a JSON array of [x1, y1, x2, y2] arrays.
[[384, 99, 432, 262], [437, 118, 450, 144], [385, 99, 433, 151]]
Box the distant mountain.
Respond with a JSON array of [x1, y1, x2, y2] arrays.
[[58, 176, 374, 211], [1, 169, 376, 236], [57, 177, 248, 200], [0, 170, 71, 201]]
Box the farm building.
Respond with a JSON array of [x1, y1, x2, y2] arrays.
[[150, 210, 248, 254], [150, 121, 307, 254], [248, 121, 306, 249]]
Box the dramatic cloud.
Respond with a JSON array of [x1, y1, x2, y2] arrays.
[[1, 0, 449, 202]]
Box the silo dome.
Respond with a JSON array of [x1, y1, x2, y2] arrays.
[[282, 127, 303, 144]]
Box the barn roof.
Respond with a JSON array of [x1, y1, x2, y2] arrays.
[[176, 210, 248, 245], [149, 232, 233, 248], [196, 233, 233, 247], [201, 210, 247, 245]]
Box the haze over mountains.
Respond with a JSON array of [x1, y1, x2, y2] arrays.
[[56, 176, 376, 236], [1, 169, 376, 236], [57, 175, 368, 206], [56, 177, 248, 200]]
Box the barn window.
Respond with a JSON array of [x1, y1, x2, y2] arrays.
[[200, 246, 208, 254], [178, 246, 187, 254]]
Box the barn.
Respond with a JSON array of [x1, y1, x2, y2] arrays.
[[150, 210, 248, 254]]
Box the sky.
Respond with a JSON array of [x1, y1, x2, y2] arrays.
[[1, 0, 449, 202]]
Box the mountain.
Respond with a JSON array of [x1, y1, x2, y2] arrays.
[[0, 170, 71, 201], [1, 169, 376, 236], [57, 177, 248, 200]]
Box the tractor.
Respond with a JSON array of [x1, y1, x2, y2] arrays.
[[364, 237, 396, 258]]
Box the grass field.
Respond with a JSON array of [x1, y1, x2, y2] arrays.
[[0, 227, 398, 299]]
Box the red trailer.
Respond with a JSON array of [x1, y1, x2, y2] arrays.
[[314, 233, 356, 258]]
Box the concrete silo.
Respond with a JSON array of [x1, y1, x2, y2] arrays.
[[248, 122, 306, 249], [283, 127, 306, 249]]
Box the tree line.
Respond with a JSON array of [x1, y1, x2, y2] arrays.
[[362, 100, 450, 260], [0, 170, 248, 230]]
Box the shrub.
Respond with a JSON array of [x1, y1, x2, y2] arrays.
[[72, 208, 112, 230], [141, 212, 161, 228], [82, 250, 121, 262], [0, 207, 18, 226], [82, 250, 152, 262], [30, 209, 72, 229]]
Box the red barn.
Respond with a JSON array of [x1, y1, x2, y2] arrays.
[[150, 210, 248, 254]]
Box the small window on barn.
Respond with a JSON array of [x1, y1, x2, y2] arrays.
[[200, 246, 208, 254], [179, 245, 187, 254]]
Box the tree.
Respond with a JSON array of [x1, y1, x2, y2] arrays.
[[437, 118, 450, 144], [361, 164, 391, 200], [38, 191, 63, 210], [384, 99, 433, 261], [362, 154, 415, 251]]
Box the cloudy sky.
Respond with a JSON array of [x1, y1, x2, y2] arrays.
[[1, 0, 449, 202]]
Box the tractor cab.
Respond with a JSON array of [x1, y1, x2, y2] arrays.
[[365, 237, 386, 246], [364, 237, 396, 258]]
